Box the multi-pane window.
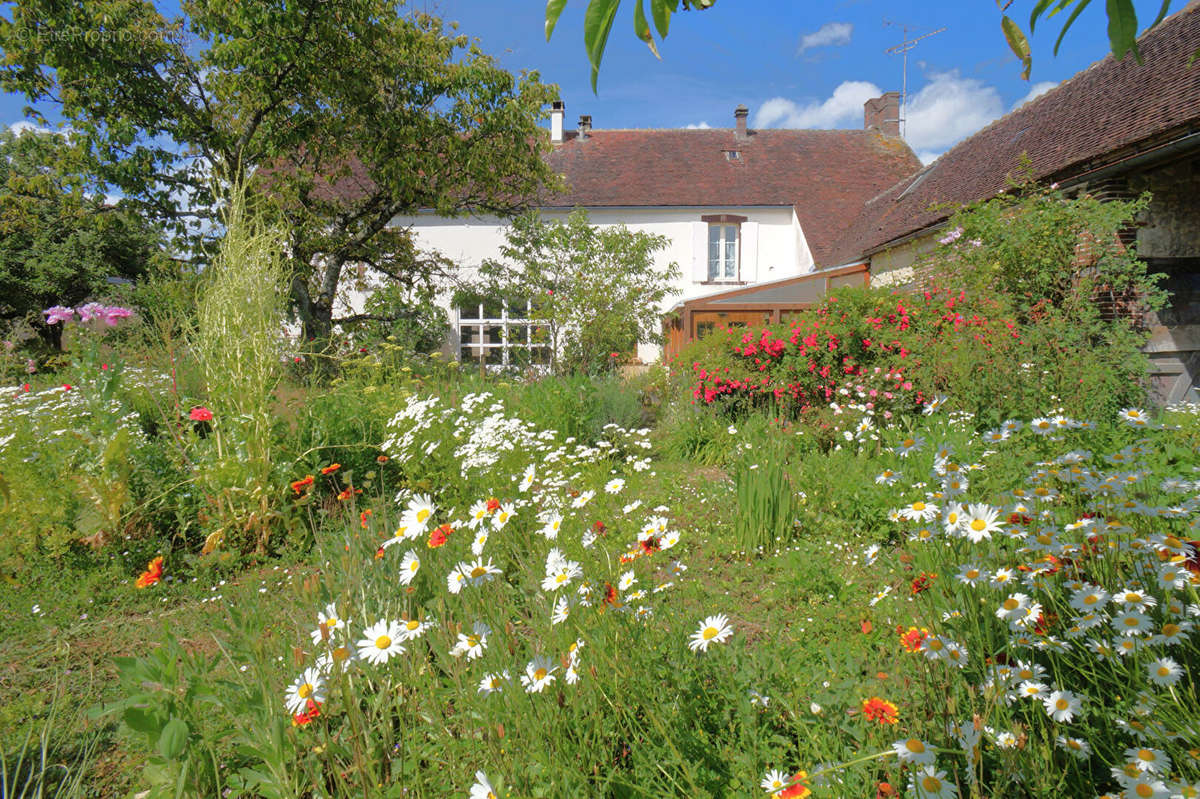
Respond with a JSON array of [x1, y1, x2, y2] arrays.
[[708, 223, 738, 281], [457, 297, 550, 368]]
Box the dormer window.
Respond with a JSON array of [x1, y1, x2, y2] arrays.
[[723, 149, 742, 161]]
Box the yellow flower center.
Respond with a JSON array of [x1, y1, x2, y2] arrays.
[[1055, 698, 1069, 710], [416, 509, 430, 523], [927, 638, 944, 651], [1157, 666, 1170, 677], [970, 519, 987, 532], [1124, 616, 1140, 627], [409, 561, 419, 571], [467, 636, 479, 647], [1037, 421, 1049, 429], [298, 683, 313, 699], [470, 566, 488, 578], [1136, 785, 1154, 798], [912, 502, 926, 511], [1084, 594, 1099, 605], [556, 573, 568, 584], [1003, 598, 1020, 611], [534, 668, 548, 681], [406, 620, 420, 631], [1125, 593, 1140, 603], [332, 646, 350, 661], [703, 626, 719, 640], [903, 438, 915, 448], [1137, 749, 1154, 762], [905, 739, 925, 753], [1163, 623, 1180, 636], [1037, 534, 1052, 545], [375, 635, 392, 649], [922, 776, 942, 791], [967, 569, 979, 579]]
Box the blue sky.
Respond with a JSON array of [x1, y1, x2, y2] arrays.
[[2, 0, 1179, 164]]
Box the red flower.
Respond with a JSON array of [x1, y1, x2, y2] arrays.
[[485, 497, 501, 513], [292, 698, 322, 727], [899, 626, 928, 653], [428, 523, 452, 548], [592, 520, 606, 535], [602, 582, 618, 606], [290, 475, 315, 495], [639, 537, 660, 555], [189, 406, 213, 422], [135, 556, 164, 588], [63, 384, 72, 391], [778, 773, 811, 798], [360, 509, 372, 528], [321, 463, 341, 475], [910, 572, 936, 595], [861, 696, 899, 725]]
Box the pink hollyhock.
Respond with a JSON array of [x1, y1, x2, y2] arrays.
[[42, 306, 75, 325], [189, 406, 213, 422]]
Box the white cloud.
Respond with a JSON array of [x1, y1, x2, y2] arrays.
[[797, 22, 853, 55], [685, 121, 711, 129], [8, 120, 52, 136], [1012, 80, 1057, 110], [753, 80, 882, 129], [903, 71, 1004, 153]]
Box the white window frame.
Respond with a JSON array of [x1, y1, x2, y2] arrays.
[[701, 214, 746, 283], [456, 297, 550, 369]]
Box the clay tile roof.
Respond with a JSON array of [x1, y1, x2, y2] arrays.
[[824, 0, 1200, 266], [542, 128, 921, 265]]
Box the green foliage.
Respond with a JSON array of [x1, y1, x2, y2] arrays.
[[0, 128, 167, 350], [477, 209, 679, 375], [2, 682, 98, 799], [0, 0, 559, 349], [732, 435, 801, 554]]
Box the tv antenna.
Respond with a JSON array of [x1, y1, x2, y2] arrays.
[[884, 23, 946, 138]]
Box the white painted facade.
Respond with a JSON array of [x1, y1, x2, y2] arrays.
[[344, 204, 815, 363]]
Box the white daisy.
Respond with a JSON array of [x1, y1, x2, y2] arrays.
[[891, 737, 936, 765], [520, 655, 558, 693], [356, 618, 406, 665], [449, 622, 490, 660], [688, 613, 733, 652], [398, 550, 421, 586], [285, 667, 326, 715]]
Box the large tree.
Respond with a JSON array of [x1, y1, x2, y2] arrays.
[[0, 127, 166, 349], [1, 0, 559, 345]]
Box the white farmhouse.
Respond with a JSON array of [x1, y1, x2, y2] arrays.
[[367, 98, 920, 365]]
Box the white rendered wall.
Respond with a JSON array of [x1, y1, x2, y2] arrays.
[[346, 205, 811, 363]]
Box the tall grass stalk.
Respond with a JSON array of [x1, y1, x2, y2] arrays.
[[1, 687, 97, 799], [733, 440, 800, 553], [191, 181, 289, 554]]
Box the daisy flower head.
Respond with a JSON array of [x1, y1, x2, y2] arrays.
[[995, 592, 1032, 622], [689, 613, 734, 652], [869, 585, 893, 607], [604, 477, 625, 494], [1146, 656, 1182, 687], [470, 530, 489, 556], [1112, 610, 1154, 636], [492, 503, 516, 529], [908, 765, 958, 799], [551, 594, 572, 625], [285, 667, 326, 715], [570, 490, 595, 509], [520, 655, 558, 693], [892, 737, 936, 765], [447, 567, 467, 595], [962, 503, 1003, 543], [310, 602, 346, 644], [357, 618, 406, 665], [861, 696, 899, 725], [990, 567, 1016, 588], [1119, 408, 1151, 427], [398, 549, 421, 586], [875, 469, 901, 486], [1030, 417, 1056, 435], [1069, 584, 1109, 612], [1042, 689, 1082, 722], [406, 494, 436, 528], [1114, 588, 1157, 613], [1125, 746, 1171, 774], [894, 434, 925, 457], [463, 557, 502, 587], [899, 499, 939, 522], [469, 770, 498, 799], [1055, 735, 1092, 760], [450, 621, 490, 660], [618, 570, 637, 591], [518, 464, 535, 492], [539, 513, 562, 540], [956, 564, 984, 587], [762, 769, 790, 793], [478, 671, 508, 696]]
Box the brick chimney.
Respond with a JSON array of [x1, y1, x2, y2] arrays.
[[550, 100, 565, 144], [734, 104, 749, 140], [864, 92, 900, 136], [578, 114, 591, 140]]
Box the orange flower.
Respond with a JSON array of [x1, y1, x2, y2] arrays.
[[485, 497, 500, 513], [899, 626, 929, 653], [292, 698, 321, 727], [360, 509, 372, 529], [336, 486, 361, 501], [778, 772, 811, 798], [374, 546, 385, 560], [321, 463, 341, 475], [910, 572, 936, 595], [861, 696, 899, 725], [860, 619, 874, 634], [290, 475, 315, 495], [376, 455, 389, 464], [428, 523, 452, 548], [876, 782, 899, 798], [135, 556, 164, 588]]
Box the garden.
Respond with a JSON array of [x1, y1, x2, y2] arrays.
[[2, 164, 1197, 799]]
